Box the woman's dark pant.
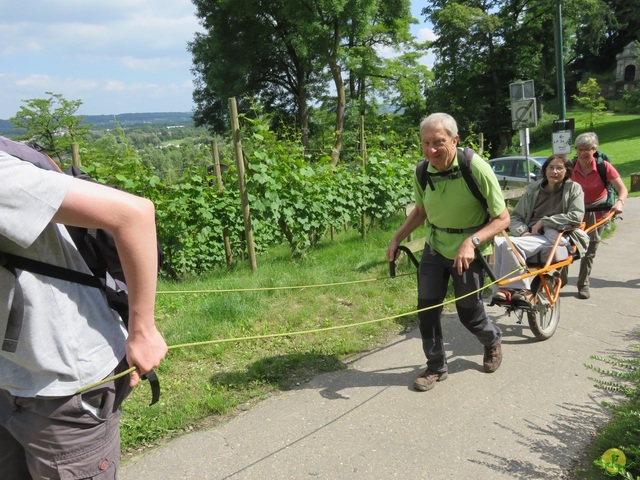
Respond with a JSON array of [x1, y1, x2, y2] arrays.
[[578, 212, 603, 289], [417, 244, 502, 373]]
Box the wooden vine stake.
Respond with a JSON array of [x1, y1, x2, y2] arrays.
[[228, 97, 257, 270], [210, 138, 233, 267], [360, 115, 367, 239]]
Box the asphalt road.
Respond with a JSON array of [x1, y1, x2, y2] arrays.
[[121, 197, 639, 480]]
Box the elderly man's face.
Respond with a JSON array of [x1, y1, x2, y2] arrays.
[[420, 125, 458, 172]]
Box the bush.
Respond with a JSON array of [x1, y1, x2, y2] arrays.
[[75, 110, 417, 276], [622, 89, 640, 114], [583, 342, 640, 478]]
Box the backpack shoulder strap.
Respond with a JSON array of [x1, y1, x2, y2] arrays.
[[416, 159, 428, 191], [416, 147, 488, 211], [457, 147, 488, 211], [594, 151, 609, 186], [595, 150, 610, 162]]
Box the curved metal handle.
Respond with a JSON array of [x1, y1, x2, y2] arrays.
[[389, 245, 420, 278]]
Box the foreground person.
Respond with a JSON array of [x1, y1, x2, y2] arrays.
[[387, 113, 509, 392], [1, 141, 167, 479]]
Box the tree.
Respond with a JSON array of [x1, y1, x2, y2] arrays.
[[421, 0, 561, 155], [189, 0, 327, 146], [304, 0, 415, 163], [419, 0, 626, 155], [376, 51, 433, 125], [573, 77, 607, 128], [189, 0, 415, 162], [9, 92, 89, 161], [568, 0, 639, 76]]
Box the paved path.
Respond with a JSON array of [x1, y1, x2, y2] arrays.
[[122, 198, 639, 480]]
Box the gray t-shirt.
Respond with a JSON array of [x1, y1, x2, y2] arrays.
[[0, 150, 126, 397]]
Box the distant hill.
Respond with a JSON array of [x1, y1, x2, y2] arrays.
[[81, 112, 194, 128], [0, 111, 194, 136]]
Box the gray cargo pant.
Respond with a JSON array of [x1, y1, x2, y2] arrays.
[[578, 211, 604, 289], [0, 358, 131, 480], [417, 244, 502, 373]]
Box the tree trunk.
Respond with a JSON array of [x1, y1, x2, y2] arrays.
[[328, 56, 345, 165], [298, 86, 309, 148]]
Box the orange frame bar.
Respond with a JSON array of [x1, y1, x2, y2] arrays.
[[496, 209, 616, 293]]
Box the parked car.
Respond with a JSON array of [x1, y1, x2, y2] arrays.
[[489, 156, 546, 188]]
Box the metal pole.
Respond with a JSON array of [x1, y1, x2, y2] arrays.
[[360, 115, 367, 239], [555, 0, 566, 120], [521, 129, 531, 182]]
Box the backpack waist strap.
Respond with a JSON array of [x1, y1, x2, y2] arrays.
[[430, 222, 486, 234]]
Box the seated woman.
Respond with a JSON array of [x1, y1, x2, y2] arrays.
[[492, 154, 590, 308]]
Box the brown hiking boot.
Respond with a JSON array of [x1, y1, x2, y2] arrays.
[[413, 369, 448, 392], [483, 343, 503, 373], [578, 285, 590, 299]]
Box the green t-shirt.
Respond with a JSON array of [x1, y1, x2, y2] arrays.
[[414, 150, 506, 259]]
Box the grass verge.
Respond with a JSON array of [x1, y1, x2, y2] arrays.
[[567, 337, 640, 480], [122, 111, 640, 468], [121, 214, 440, 456]]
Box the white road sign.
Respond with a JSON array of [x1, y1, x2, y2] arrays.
[[552, 130, 572, 155], [511, 98, 537, 130]]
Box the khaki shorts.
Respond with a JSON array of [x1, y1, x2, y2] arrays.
[[0, 358, 131, 480]]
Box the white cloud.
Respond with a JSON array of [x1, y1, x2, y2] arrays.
[[416, 27, 438, 43], [0, 1, 201, 118], [120, 56, 191, 73], [14, 74, 52, 88]]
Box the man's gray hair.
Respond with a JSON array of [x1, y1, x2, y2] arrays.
[[420, 113, 458, 139], [575, 132, 599, 149]]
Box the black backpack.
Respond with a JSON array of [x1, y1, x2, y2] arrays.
[[572, 151, 616, 212], [415, 147, 490, 233], [0, 136, 161, 404]]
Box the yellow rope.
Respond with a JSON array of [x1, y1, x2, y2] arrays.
[[166, 268, 516, 349], [156, 272, 414, 295], [76, 268, 518, 394]]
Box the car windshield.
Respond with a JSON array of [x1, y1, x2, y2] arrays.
[[491, 160, 511, 175], [514, 159, 540, 178]]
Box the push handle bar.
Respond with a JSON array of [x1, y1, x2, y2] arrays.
[[389, 245, 420, 278]]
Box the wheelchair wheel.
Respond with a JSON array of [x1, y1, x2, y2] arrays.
[[527, 275, 560, 340]]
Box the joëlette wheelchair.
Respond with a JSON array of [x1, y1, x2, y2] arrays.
[[390, 209, 616, 341]]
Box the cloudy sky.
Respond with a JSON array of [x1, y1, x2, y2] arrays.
[[0, 1, 434, 119]]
